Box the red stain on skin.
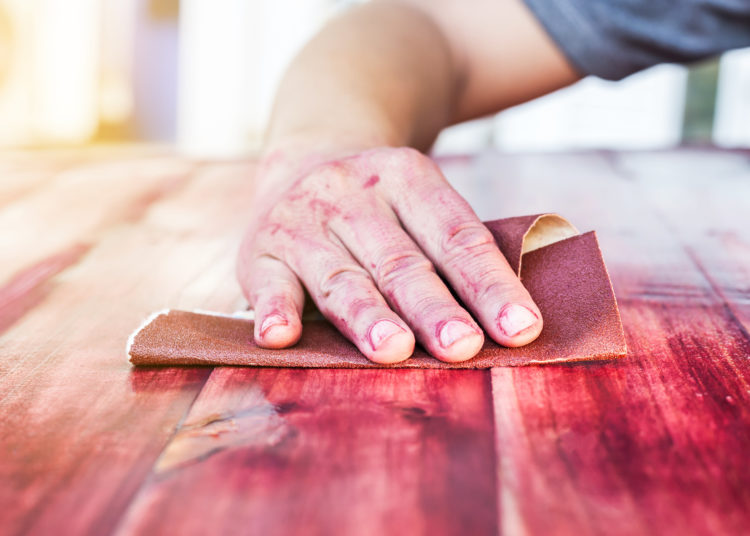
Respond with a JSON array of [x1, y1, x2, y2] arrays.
[[264, 223, 282, 237], [285, 188, 310, 203], [0, 243, 92, 335], [308, 198, 339, 217], [246, 147, 451, 344]]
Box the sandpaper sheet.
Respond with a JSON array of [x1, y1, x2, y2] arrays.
[[128, 214, 626, 368]]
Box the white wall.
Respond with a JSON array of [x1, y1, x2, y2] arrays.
[[176, 0, 337, 157], [493, 65, 688, 152], [435, 49, 750, 155], [434, 65, 689, 154], [714, 48, 750, 148]]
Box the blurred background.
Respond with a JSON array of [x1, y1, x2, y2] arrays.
[[0, 0, 748, 157]]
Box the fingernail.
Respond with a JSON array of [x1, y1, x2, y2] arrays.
[[260, 314, 287, 336], [369, 320, 405, 350], [439, 320, 478, 348], [498, 304, 538, 337]]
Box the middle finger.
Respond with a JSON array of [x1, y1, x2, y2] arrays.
[[330, 206, 484, 362]]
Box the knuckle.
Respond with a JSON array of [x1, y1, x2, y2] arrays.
[[440, 223, 496, 259], [377, 147, 433, 178], [263, 274, 299, 296], [329, 294, 381, 321], [237, 237, 272, 284], [374, 251, 434, 289], [251, 286, 296, 309], [238, 232, 259, 265], [475, 273, 520, 303], [318, 264, 371, 299], [245, 255, 290, 285], [389, 146, 424, 165], [251, 221, 295, 260], [418, 300, 459, 320], [309, 160, 352, 189], [265, 202, 300, 225]]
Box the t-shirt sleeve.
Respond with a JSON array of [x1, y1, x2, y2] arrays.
[[522, 0, 750, 80]]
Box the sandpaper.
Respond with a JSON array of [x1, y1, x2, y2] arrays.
[[127, 214, 626, 368]]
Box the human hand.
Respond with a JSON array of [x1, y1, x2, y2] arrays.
[[237, 144, 542, 364]]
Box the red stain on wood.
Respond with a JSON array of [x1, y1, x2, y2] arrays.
[[0, 242, 91, 334], [119, 170, 192, 224], [2, 148, 750, 535], [117, 368, 498, 535], [493, 301, 750, 535], [0, 366, 212, 536]]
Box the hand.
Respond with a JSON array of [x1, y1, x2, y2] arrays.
[[237, 144, 543, 364]]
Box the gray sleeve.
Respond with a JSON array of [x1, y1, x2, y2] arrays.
[[522, 0, 750, 80]]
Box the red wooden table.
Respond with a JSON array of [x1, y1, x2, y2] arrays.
[[1, 147, 748, 535]]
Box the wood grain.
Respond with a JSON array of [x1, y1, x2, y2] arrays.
[[1, 147, 748, 536], [0, 153, 194, 284], [615, 149, 750, 331], [115, 368, 498, 536], [472, 149, 750, 536], [0, 154, 255, 535], [492, 301, 750, 536]]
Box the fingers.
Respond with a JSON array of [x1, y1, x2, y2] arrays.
[[240, 255, 305, 348], [378, 149, 543, 347], [240, 146, 542, 366], [286, 238, 415, 364], [330, 206, 484, 362]]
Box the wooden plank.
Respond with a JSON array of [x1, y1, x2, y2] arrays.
[[113, 149, 720, 536], [0, 158, 256, 535], [446, 151, 716, 304], [115, 149, 750, 535], [0, 153, 195, 285], [493, 302, 750, 536], [457, 150, 750, 534], [0, 242, 92, 336], [613, 149, 750, 332], [0, 367, 210, 535], [0, 145, 170, 207], [114, 368, 498, 536], [99, 154, 496, 535], [4, 148, 748, 536]]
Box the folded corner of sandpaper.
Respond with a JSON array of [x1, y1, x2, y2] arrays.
[[127, 309, 170, 363], [127, 213, 627, 369]]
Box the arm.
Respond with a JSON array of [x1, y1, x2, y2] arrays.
[[237, 0, 580, 364]]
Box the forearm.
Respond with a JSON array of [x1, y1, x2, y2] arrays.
[[266, 1, 461, 152]]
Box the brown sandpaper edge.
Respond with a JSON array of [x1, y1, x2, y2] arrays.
[[127, 214, 627, 368]]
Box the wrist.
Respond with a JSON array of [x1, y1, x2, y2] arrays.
[[264, 127, 399, 155], [258, 130, 399, 184]]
